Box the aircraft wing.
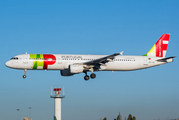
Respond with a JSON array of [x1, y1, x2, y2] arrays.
[[82, 52, 123, 66]]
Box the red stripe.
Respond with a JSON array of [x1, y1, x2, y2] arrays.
[[156, 34, 170, 57], [163, 44, 168, 50], [156, 40, 161, 57], [54, 88, 61, 91]]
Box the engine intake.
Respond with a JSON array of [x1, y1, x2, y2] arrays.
[[60, 64, 84, 76], [60, 69, 74, 76]]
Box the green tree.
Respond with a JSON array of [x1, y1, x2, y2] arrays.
[[103, 117, 107, 120], [117, 115, 119, 120], [132, 116, 136, 120], [117, 114, 122, 120], [127, 114, 132, 120]]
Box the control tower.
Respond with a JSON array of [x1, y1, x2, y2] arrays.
[[50, 86, 65, 120]]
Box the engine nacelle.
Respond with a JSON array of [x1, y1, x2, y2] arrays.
[[70, 65, 83, 73], [60, 69, 74, 76]]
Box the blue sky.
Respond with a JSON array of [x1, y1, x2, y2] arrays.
[[0, 0, 179, 120]]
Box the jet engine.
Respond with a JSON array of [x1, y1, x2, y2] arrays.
[[60, 69, 74, 76], [60, 65, 84, 76], [70, 65, 84, 73]]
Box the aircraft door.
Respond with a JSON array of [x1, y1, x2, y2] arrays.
[[23, 54, 28, 64], [58, 57, 62, 64], [143, 57, 148, 66]]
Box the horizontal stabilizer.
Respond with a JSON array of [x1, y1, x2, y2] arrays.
[[156, 56, 176, 62]]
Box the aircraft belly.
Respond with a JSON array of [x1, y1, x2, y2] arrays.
[[105, 62, 140, 71], [17, 61, 32, 69], [46, 64, 63, 70]]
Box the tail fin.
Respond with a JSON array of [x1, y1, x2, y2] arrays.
[[143, 34, 170, 57]]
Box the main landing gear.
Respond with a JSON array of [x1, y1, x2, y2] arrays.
[[23, 69, 27, 78], [84, 72, 96, 81], [90, 73, 96, 79]]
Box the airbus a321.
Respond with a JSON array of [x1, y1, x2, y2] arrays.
[[5, 34, 175, 80]]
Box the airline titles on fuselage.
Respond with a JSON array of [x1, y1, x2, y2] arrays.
[[61, 55, 136, 61], [61, 55, 82, 59]]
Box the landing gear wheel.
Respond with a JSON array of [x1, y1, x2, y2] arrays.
[[23, 75, 26, 78], [23, 69, 27, 79], [90, 73, 96, 79], [84, 75, 90, 81]]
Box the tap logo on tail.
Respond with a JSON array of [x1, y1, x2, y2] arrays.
[[144, 34, 170, 57]]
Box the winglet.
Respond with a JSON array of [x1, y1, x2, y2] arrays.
[[120, 51, 124, 55]]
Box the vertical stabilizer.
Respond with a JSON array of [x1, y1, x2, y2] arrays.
[[144, 34, 170, 57]]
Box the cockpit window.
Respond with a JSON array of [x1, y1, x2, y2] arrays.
[[11, 57, 18, 60]]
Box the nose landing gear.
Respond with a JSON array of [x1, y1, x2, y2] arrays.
[[23, 69, 27, 78], [23, 75, 26, 78]]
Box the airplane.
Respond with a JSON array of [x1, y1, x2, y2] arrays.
[[5, 34, 175, 80]]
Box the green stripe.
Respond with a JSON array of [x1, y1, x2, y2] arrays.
[[143, 53, 147, 56], [30, 54, 44, 69]]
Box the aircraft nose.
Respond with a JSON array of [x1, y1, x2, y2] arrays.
[[5, 61, 11, 67]]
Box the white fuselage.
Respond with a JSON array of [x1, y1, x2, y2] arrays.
[[5, 34, 174, 80], [5, 54, 170, 71]]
